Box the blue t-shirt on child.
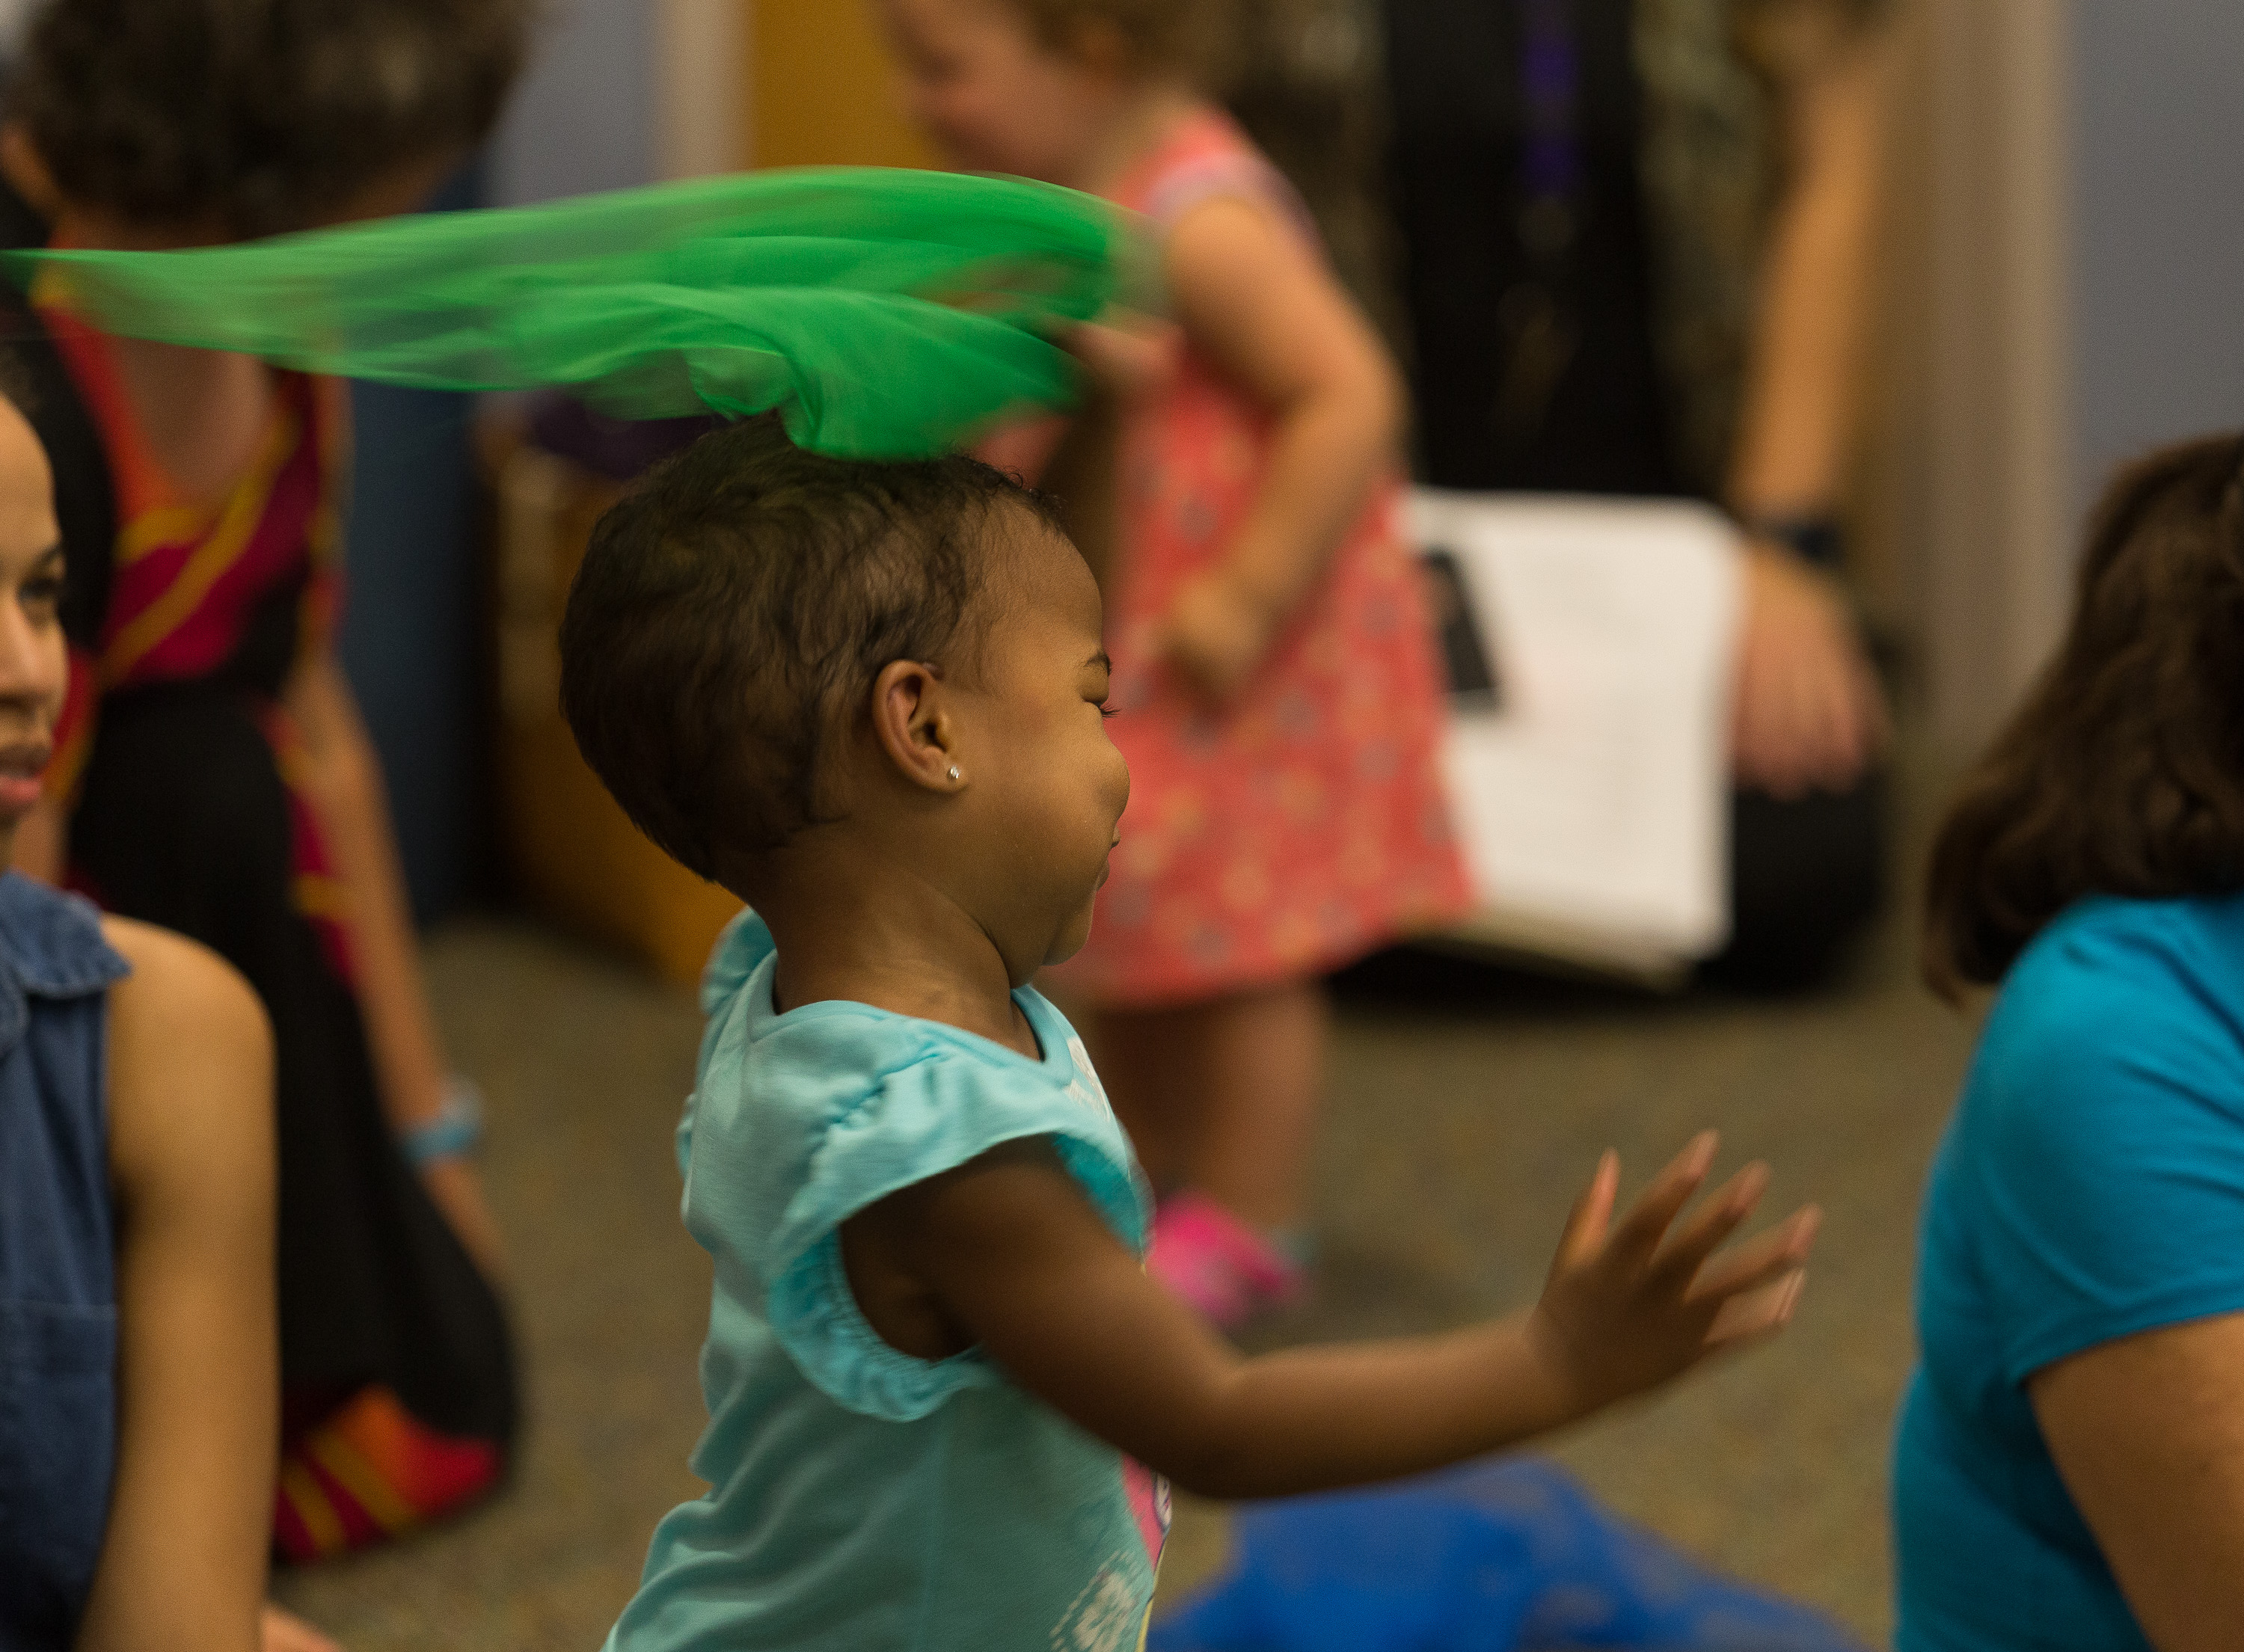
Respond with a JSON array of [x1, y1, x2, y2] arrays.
[[1894, 893, 2244, 1651], [607, 913, 1169, 1652]]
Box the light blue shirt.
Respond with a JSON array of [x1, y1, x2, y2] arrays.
[[607, 913, 1168, 1652], [1894, 893, 2244, 1651]]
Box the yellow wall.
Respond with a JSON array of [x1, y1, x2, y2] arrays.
[[748, 1, 934, 169]]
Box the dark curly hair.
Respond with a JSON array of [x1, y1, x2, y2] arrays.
[[559, 418, 1061, 884], [1922, 433, 2244, 999], [7, 0, 534, 239]]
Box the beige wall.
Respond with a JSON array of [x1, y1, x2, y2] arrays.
[[1920, 0, 2073, 760], [1869, 0, 2073, 762], [656, 0, 751, 179]]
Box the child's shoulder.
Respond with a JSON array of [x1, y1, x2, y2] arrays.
[[1115, 105, 1308, 238], [681, 929, 1144, 1273]]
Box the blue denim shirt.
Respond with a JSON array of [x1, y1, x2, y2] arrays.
[[0, 873, 132, 1649]]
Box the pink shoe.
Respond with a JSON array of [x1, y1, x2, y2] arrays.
[[1149, 1193, 1305, 1330]]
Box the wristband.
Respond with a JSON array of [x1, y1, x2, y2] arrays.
[[403, 1075, 485, 1167], [1738, 513, 1845, 571]]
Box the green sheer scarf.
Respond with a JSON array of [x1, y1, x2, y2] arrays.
[[3, 168, 1141, 458]]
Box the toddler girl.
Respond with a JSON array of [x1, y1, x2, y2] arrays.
[[563, 419, 1816, 1651], [885, 0, 1468, 1322]]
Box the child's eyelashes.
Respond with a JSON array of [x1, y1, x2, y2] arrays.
[[1099, 703, 1118, 719]]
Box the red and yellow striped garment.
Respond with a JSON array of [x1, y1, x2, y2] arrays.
[[36, 289, 503, 1560]]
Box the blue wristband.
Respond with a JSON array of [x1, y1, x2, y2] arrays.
[[403, 1076, 485, 1167]]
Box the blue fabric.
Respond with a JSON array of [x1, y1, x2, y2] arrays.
[[0, 872, 132, 1651], [1894, 893, 2244, 1651], [610, 912, 1163, 1652], [1150, 1458, 1867, 1651]]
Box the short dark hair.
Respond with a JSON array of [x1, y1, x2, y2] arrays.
[[559, 417, 1060, 882], [1922, 433, 2244, 998], [8, 0, 533, 239]]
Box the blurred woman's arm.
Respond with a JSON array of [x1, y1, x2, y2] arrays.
[[74, 920, 275, 1652], [282, 647, 502, 1274], [1725, 7, 1894, 796], [2032, 1314, 2244, 1652], [1729, 5, 1890, 518]]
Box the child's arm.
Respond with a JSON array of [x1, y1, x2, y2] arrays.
[[1033, 390, 1123, 592], [1036, 322, 1183, 591], [283, 648, 505, 1275], [975, 322, 1178, 592], [844, 1133, 1815, 1499], [1157, 196, 1404, 702]]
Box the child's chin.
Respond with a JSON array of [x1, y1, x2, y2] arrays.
[[1043, 908, 1097, 969]]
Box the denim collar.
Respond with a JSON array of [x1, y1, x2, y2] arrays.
[[0, 873, 130, 1061]]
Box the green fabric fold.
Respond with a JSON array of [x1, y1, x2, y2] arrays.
[[4, 168, 1143, 458]]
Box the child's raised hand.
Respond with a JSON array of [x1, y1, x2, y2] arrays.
[[865, 1131, 1818, 1501], [1526, 1133, 1819, 1417]]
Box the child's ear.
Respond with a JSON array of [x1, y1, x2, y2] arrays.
[[870, 658, 968, 793]]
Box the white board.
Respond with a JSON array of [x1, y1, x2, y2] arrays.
[[1410, 489, 1742, 980]]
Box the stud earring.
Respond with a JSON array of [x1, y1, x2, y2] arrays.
[[947, 766, 963, 783]]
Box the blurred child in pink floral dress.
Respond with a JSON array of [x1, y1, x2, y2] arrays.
[[885, 0, 1468, 1324]]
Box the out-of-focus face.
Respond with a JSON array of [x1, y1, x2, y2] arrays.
[[0, 397, 67, 859], [877, 0, 1118, 182]]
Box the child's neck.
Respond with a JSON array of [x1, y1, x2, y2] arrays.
[[1067, 79, 1203, 197], [749, 856, 1040, 1060]]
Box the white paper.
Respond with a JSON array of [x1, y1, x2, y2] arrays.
[[1409, 489, 1742, 975]]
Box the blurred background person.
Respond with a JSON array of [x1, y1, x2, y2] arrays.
[[0, 0, 532, 1565], [1900, 434, 2244, 1652], [0, 366, 283, 1652], [1226, 0, 1894, 988], [883, 0, 1471, 1329]]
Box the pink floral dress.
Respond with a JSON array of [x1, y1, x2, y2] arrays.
[[1060, 108, 1468, 1009]]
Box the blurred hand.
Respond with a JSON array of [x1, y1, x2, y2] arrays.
[[1731, 541, 1889, 798], [1065, 317, 1182, 405], [262, 1604, 342, 1652], [1157, 568, 1281, 704], [1527, 1133, 1820, 1416]]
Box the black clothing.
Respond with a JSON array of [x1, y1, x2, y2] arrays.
[[0, 180, 516, 1462], [1381, 0, 1883, 986], [1386, 0, 1679, 494]]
